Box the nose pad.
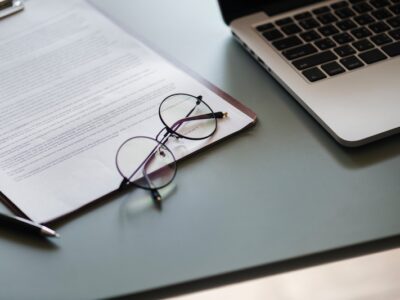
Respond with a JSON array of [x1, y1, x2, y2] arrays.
[[158, 148, 166, 157]]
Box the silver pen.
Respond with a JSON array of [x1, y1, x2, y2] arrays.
[[0, 212, 60, 238]]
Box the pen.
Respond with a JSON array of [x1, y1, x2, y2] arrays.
[[0, 0, 12, 10], [0, 212, 60, 238]]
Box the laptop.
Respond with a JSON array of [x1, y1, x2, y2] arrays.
[[218, 0, 400, 146]]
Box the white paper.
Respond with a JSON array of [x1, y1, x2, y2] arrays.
[[0, 0, 254, 222]]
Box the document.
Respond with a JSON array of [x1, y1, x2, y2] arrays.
[[0, 0, 255, 222]]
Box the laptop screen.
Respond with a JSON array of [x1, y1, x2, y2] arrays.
[[218, 0, 324, 24]]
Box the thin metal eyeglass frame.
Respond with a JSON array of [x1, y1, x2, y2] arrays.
[[116, 93, 227, 209]]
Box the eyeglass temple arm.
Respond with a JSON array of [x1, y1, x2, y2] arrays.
[[169, 112, 228, 133], [148, 111, 228, 203], [119, 152, 164, 210], [142, 157, 163, 210], [124, 126, 173, 208], [144, 109, 221, 206], [119, 148, 163, 210]]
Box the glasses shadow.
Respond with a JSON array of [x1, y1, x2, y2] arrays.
[[221, 38, 400, 169], [118, 183, 177, 223]]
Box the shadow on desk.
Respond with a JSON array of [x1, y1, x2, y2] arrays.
[[221, 39, 400, 170], [0, 227, 59, 250], [48, 181, 176, 228]]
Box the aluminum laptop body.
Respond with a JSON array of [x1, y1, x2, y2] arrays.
[[219, 0, 400, 146]]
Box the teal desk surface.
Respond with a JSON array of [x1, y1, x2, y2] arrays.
[[0, 1, 399, 299]]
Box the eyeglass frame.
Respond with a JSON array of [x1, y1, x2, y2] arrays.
[[115, 93, 227, 209]]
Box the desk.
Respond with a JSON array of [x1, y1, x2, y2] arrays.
[[0, 1, 399, 299]]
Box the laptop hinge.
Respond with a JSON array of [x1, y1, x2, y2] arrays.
[[218, 0, 262, 25]]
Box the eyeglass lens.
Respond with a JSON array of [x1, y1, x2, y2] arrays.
[[116, 136, 176, 190], [159, 94, 217, 140]]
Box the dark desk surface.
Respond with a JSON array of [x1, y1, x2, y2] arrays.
[[0, 0, 399, 299]]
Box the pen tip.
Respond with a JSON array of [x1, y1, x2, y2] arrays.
[[41, 226, 60, 238]]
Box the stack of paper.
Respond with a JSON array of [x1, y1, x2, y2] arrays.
[[0, 0, 255, 223]]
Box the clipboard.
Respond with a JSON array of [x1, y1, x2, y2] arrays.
[[0, 0, 24, 20], [0, 0, 257, 223]]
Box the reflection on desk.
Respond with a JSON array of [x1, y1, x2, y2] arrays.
[[171, 248, 400, 300]]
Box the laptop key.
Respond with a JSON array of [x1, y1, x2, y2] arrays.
[[276, 17, 294, 26], [318, 13, 339, 24], [315, 38, 336, 50], [282, 44, 318, 60], [300, 30, 322, 41], [318, 24, 340, 36], [331, 1, 349, 10], [371, 33, 393, 45], [336, 19, 358, 30], [281, 23, 302, 35], [256, 23, 274, 32], [334, 44, 357, 56], [353, 2, 374, 13], [340, 55, 365, 70], [302, 67, 327, 82], [299, 18, 320, 30], [370, 0, 390, 8], [335, 7, 356, 19], [358, 48, 387, 64], [353, 39, 375, 51], [388, 28, 400, 39], [381, 41, 400, 56], [293, 50, 337, 70], [272, 36, 303, 50], [369, 21, 391, 33], [372, 8, 393, 20], [351, 27, 373, 38], [313, 6, 331, 15], [333, 32, 355, 44], [354, 13, 375, 25], [263, 29, 284, 41], [389, 4, 400, 14], [321, 61, 346, 76], [295, 12, 312, 20], [387, 16, 400, 28]]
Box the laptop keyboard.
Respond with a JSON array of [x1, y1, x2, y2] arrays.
[[255, 0, 400, 82]]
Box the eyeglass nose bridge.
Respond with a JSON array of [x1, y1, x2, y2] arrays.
[[161, 127, 181, 140]]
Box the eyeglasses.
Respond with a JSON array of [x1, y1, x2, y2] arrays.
[[115, 93, 227, 209]]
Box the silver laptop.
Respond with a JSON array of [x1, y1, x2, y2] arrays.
[[218, 0, 400, 146]]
